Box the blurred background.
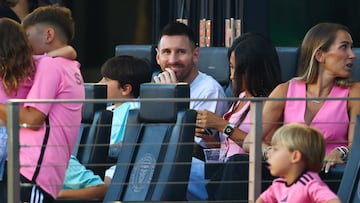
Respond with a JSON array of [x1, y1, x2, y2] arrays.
[[58, 0, 360, 82]]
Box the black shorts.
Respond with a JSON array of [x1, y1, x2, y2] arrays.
[[20, 175, 54, 203], [0, 163, 54, 203]]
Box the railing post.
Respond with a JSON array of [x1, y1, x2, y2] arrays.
[[248, 100, 263, 202], [7, 101, 20, 203]]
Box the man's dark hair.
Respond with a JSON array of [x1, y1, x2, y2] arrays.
[[157, 21, 197, 48], [22, 5, 74, 43], [101, 55, 152, 98]]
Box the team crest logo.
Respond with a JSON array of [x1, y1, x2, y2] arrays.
[[130, 153, 156, 193]]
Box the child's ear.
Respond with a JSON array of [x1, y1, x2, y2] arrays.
[[121, 84, 133, 96], [46, 27, 56, 44], [291, 150, 302, 163]]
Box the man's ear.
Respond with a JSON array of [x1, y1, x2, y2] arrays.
[[155, 47, 160, 65], [121, 84, 133, 96], [193, 47, 200, 65], [45, 27, 56, 44], [291, 150, 303, 164]]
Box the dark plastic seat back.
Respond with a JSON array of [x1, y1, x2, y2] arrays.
[[276, 47, 299, 82], [351, 48, 360, 81], [115, 44, 160, 73], [337, 114, 360, 202], [73, 83, 107, 157], [77, 110, 113, 177], [197, 47, 230, 96], [104, 83, 196, 201]]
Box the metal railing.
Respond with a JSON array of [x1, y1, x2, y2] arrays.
[[5, 96, 356, 202]]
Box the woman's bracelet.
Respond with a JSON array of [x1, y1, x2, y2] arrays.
[[336, 146, 349, 160]]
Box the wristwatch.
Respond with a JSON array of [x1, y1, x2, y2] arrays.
[[223, 123, 235, 138]]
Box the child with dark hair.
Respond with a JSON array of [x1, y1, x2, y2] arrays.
[[59, 55, 152, 200], [100, 55, 152, 147]]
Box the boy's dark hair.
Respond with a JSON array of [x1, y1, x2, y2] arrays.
[[157, 21, 197, 48], [100, 55, 152, 98], [22, 5, 74, 43]]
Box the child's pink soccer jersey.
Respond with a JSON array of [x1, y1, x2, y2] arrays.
[[20, 54, 85, 198], [259, 171, 339, 203], [0, 77, 33, 102]]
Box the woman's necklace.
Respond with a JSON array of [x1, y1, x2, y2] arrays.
[[311, 99, 321, 104], [306, 92, 323, 104]]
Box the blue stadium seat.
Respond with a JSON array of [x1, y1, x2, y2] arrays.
[[115, 44, 160, 72], [337, 114, 360, 202], [197, 47, 230, 88], [276, 47, 299, 82], [73, 83, 107, 157], [77, 110, 112, 178], [104, 83, 196, 201], [351, 48, 360, 81]]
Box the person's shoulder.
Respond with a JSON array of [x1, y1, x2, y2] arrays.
[[35, 54, 80, 69], [268, 81, 290, 98], [275, 77, 304, 91], [350, 81, 360, 95], [350, 81, 360, 86], [300, 171, 321, 182], [196, 71, 223, 88], [34, 54, 58, 64]]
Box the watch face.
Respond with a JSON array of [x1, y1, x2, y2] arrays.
[[224, 124, 234, 137], [225, 126, 233, 135]]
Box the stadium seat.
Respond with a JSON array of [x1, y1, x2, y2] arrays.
[[337, 114, 360, 202], [276, 46, 299, 82], [104, 83, 196, 201], [197, 47, 230, 88], [115, 44, 160, 72], [73, 83, 107, 157], [77, 110, 113, 178], [351, 48, 360, 81]]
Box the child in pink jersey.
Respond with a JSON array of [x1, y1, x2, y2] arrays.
[[257, 123, 340, 203], [0, 6, 83, 203], [0, 16, 78, 203]]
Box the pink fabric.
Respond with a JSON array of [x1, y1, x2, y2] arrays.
[[284, 80, 349, 154], [259, 171, 339, 203], [0, 74, 33, 102], [20, 55, 85, 198], [220, 92, 250, 158]]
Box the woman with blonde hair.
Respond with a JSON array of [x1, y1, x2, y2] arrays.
[[244, 22, 360, 192]]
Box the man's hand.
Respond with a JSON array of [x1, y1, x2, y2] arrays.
[[153, 68, 178, 83]]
